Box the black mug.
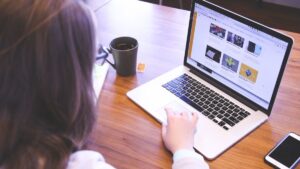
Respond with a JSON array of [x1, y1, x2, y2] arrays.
[[104, 37, 138, 76]]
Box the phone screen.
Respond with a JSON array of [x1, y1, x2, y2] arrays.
[[269, 135, 300, 167]]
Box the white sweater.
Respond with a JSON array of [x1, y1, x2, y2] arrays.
[[67, 150, 209, 169]]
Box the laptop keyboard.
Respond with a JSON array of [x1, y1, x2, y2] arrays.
[[162, 74, 250, 130]]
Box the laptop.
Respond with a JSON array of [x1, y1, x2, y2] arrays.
[[127, 0, 293, 159]]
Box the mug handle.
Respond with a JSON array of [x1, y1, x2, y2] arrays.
[[96, 45, 116, 69]]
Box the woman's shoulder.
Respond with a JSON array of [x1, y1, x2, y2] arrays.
[[67, 150, 116, 169]]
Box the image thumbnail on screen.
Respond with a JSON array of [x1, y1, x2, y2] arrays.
[[239, 63, 259, 83], [227, 32, 245, 48], [209, 23, 226, 39], [205, 45, 222, 63], [247, 41, 262, 56], [221, 54, 240, 72]]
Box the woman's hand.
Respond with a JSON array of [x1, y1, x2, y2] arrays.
[[162, 107, 199, 153]]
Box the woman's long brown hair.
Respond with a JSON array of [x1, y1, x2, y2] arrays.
[[0, 0, 96, 168]]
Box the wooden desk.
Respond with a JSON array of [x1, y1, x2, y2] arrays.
[[87, 0, 300, 168]]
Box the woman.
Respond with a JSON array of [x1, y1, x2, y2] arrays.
[[0, 0, 208, 168]]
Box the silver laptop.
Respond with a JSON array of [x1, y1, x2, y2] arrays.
[[127, 0, 293, 159]]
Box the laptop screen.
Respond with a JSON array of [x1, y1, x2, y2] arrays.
[[185, 1, 292, 111]]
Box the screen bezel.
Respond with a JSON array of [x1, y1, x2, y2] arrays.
[[264, 133, 300, 169], [183, 0, 294, 116]]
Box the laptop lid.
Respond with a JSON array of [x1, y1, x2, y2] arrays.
[[184, 0, 293, 116]]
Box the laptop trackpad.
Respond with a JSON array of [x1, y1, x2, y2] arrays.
[[156, 100, 191, 124]]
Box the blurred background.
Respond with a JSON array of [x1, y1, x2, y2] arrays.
[[139, 0, 300, 33]]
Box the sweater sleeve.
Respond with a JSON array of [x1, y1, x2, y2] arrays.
[[172, 149, 209, 169], [67, 150, 116, 169]]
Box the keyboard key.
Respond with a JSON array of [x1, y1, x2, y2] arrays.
[[189, 96, 195, 100], [239, 112, 248, 117], [237, 116, 244, 121], [179, 95, 204, 112], [208, 115, 215, 119], [198, 102, 204, 106], [224, 102, 230, 106], [219, 110, 225, 114], [174, 92, 181, 97], [223, 126, 229, 130], [229, 105, 235, 109], [223, 118, 235, 126], [170, 89, 176, 93], [212, 111, 218, 115], [218, 121, 225, 126], [222, 107, 228, 111], [224, 113, 230, 117], [232, 113, 238, 117], [217, 114, 224, 119], [203, 105, 209, 109], [185, 93, 190, 97], [202, 111, 210, 116], [229, 116, 239, 124], [214, 107, 220, 111], [168, 81, 177, 87]]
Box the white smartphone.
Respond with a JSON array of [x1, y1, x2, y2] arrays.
[[265, 133, 300, 169]]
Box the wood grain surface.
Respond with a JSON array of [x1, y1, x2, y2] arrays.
[[87, 0, 300, 168]]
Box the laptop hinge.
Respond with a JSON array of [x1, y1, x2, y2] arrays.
[[190, 69, 259, 111]]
